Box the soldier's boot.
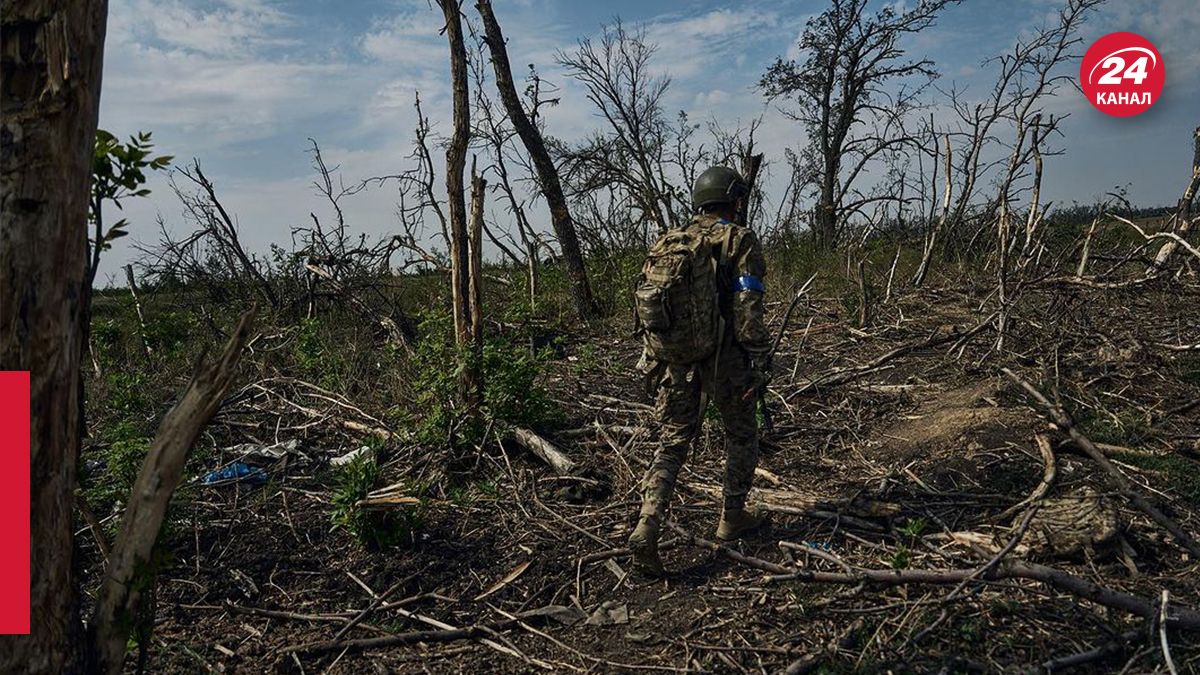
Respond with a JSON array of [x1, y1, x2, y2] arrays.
[[716, 506, 769, 542], [628, 515, 665, 578]]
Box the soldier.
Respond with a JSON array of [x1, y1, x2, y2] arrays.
[[629, 166, 772, 577]]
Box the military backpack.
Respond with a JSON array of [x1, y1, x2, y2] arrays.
[[634, 221, 731, 364]]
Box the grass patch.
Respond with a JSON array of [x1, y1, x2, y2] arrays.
[[1110, 451, 1200, 508]]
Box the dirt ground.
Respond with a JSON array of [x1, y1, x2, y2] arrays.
[[86, 277, 1200, 674]]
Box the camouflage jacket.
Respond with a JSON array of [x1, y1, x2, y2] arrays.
[[637, 213, 770, 371], [700, 213, 770, 359]]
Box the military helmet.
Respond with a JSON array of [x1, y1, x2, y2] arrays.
[[692, 165, 748, 211]]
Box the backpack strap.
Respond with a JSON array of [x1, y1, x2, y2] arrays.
[[705, 222, 737, 389]]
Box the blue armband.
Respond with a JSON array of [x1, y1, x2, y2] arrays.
[[734, 274, 764, 294]]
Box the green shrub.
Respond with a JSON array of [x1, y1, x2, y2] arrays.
[[330, 455, 424, 549], [142, 310, 193, 356], [1110, 451, 1200, 508], [105, 370, 154, 418], [81, 420, 152, 519], [408, 310, 560, 449], [92, 318, 125, 365], [292, 316, 352, 390], [1079, 410, 1150, 446]]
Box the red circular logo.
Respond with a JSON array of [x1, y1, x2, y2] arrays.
[[1080, 32, 1164, 117]]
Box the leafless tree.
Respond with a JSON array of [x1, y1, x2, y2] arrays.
[[940, 0, 1101, 253], [437, 0, 482, 401], [0, 1, 107, 671], [476, 0, 598, 319], [465, 26, 547, 303], [169, 161, 281, 308], [761, 0, 957, 249], [558, 21, 679, 233]]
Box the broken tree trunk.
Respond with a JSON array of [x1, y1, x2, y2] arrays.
[[88, 309, 255, 674], [466, 161, 486, 405], [476, 0, 599, 320], [913, 133, 952, 287], [437, 0, 475, 401], [1150, 126, 1200, 272], [0, 1, 108, 671], [124, 264, 153, 358], [737, 151, 764, 228]]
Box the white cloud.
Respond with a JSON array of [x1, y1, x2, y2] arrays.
[[359, 11, 447, 67], [113, 0, 293, 57], [642, 8, 782, 79], [693, 89, 732, 107]]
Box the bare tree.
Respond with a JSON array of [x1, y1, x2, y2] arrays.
[[912, 130, 952, 286], [558, 21, 679, 233], [437, 0, 482, 402], [171, 161, 280, 308], [761, 0, 956, 249], [940, 0, 1100, 254], [0, 1, 107, 671], [476, 0, 598, 319]]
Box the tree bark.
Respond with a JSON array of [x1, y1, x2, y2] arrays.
[[466, 163, 486, 405], [0, 1, 109, 672], [476, 0, 599, 319]]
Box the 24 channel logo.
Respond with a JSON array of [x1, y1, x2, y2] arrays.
[[1080, 32, 1164, 117]]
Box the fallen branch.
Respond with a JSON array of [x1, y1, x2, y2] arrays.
[[1037, 628, 1143, 672], [665, 522, 1200, 631], [286, 619, 518, 655], [691, 482, 895, 528], [1001, 367, 1200, 558], [513, 427, 576, 475], [992, 433, 1055, 523], [305, 262, 411, 349], [790, 323, 981, 398]]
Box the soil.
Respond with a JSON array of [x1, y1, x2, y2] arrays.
[[83, 278, 1200, 674]]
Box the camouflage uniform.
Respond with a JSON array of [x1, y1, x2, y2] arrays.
[[637, 213, 770, 529]]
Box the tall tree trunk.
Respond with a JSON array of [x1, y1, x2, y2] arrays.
[[437, 0, 471, 349], [0, 1, 109, 672], [476, 0, 599, 319], [815, 163, 838, 249], [913, 133, 952, 287]]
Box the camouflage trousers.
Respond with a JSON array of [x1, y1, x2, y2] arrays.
[[638, 344, 759, 524]]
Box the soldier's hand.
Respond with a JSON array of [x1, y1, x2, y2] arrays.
[[743, 359, 772, 401]]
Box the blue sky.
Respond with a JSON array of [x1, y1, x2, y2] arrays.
[[96, 0, 1199, 283]]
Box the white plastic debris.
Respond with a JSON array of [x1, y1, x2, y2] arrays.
[[330, 445, 373, 467]]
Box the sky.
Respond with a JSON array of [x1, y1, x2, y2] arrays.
[[95, 0, 1200, 285]]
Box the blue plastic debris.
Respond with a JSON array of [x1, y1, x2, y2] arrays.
[[200, 462, 267, 486]]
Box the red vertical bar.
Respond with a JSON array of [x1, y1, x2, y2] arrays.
[[0, 371, 30, 634]]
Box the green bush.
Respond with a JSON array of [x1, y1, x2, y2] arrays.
[[292, 316, 353, 390], [81, 420, 152, 519], [92, 318, 125, 366], [408, 310, 560, 449], [330, 455, 424, 549], [142, 310, 193, 356], [105, 370, 154, 417]]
